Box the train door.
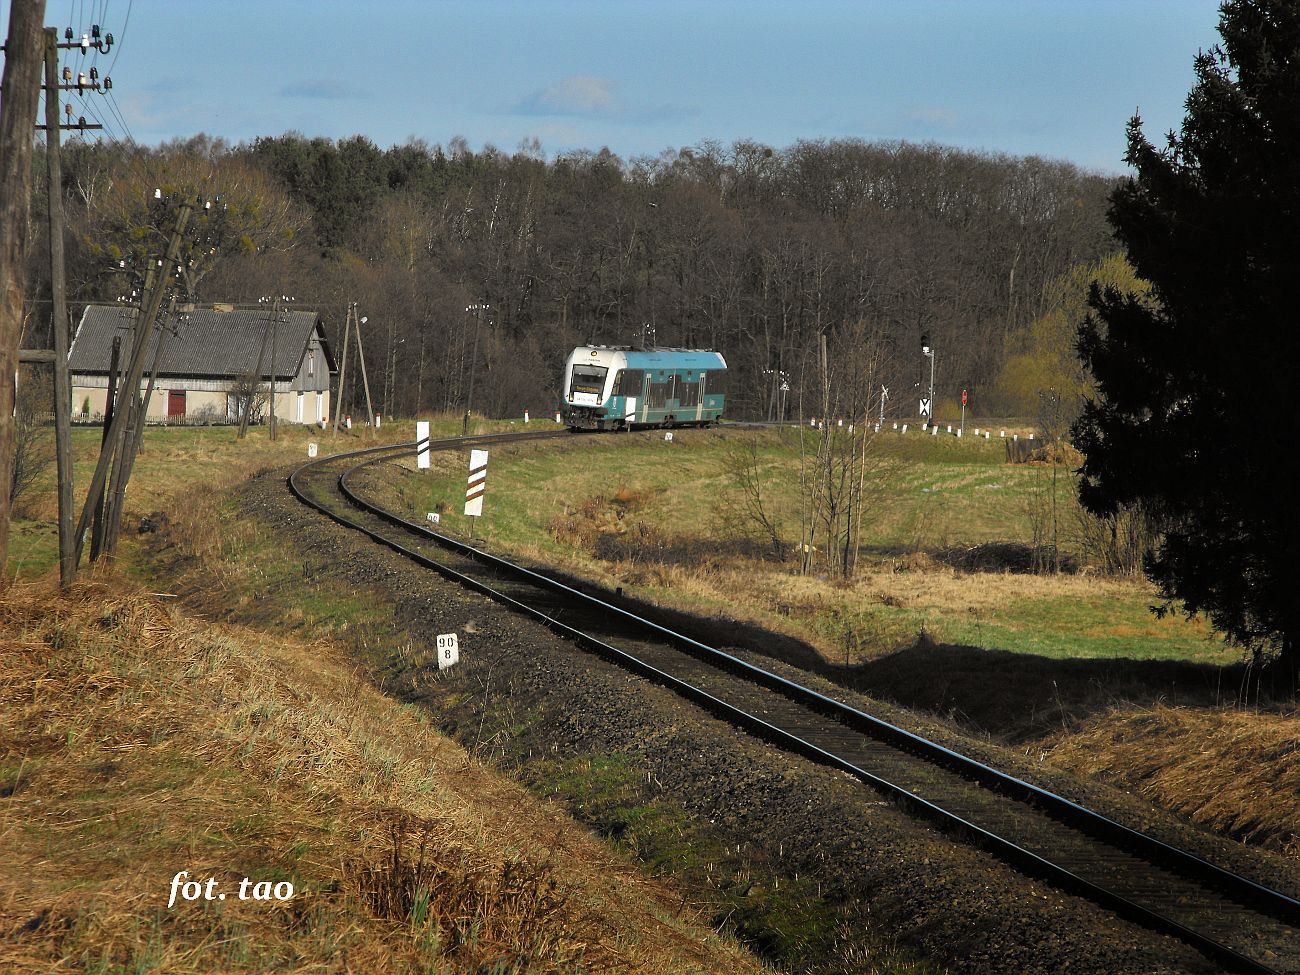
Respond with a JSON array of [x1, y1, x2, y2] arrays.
[[696, 373, 706, 421], [640, 372, 651, 424]]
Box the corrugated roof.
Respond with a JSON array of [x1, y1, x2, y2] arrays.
[[69, 304, 333, 380]]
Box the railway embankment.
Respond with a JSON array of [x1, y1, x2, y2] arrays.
[[215, 457, 1300, 974]]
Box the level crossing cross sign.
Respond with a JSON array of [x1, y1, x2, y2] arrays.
[[919, 398, 932, 418]]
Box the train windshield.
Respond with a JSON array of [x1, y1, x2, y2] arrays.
[[569, 364, 608, 397]]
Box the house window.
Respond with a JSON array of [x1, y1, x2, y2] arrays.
[[308, 349, 315, 377], [316, 391, 324, 423]]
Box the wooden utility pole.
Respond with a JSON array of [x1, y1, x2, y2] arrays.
[[88, 335, 121, 561], [238, 297, 277, 440], [331, 303, 352, 436], [0, 0, 46, 583], [329, 302, 375, 436], [102, 294, 180, 558], [74, 202, 193, 566], [42, 27, 74, 586], [270, 305, 278, 440], [354, 308, 375, 436]]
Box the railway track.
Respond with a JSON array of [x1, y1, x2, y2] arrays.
[[290, 431, 1300, 975]]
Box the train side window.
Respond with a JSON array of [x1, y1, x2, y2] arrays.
[[703, 369, 729, 395], [680, 378, 699, 408], [613, 369, 643, 397]]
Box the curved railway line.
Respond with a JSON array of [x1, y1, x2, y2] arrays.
[[289, 431, 1299, 975]]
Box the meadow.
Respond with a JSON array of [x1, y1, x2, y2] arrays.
[[392, 424, 1231, 668]]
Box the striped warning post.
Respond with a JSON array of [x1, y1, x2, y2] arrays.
[[464, 449, 488, 517], [416, 420, 430, 469]]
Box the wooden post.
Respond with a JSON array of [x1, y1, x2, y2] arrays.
[[331, 303, 352, 436], [0, 0, 46, 583], [73, 202, 192, 566], [238, 296, 277, 440], [104, 295, 180, 557], [43, 28, 75, 586], [89, 335, 121, 561], [269, 301, 279, 441], [354, 308, 375, 436]]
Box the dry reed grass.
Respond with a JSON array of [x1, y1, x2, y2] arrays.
[[0, 575, 766, 974], [1035, 704, 1300, 856]]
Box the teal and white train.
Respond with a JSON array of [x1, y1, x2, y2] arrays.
[[561, 345, 728, 431]]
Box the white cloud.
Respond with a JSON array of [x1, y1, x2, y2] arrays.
[[515, 75, 618, 117], [907, 106, 958, 126]]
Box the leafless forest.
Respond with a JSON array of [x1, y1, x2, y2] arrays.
[[26, 134, 1117, 421]]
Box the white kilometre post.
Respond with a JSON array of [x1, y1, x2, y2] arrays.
[[465, 449, 489, 538], [416, 420, 430, 470]]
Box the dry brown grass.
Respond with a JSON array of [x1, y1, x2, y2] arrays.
[[0, 575, 767, 974], [1035, 704, 1300, 856]]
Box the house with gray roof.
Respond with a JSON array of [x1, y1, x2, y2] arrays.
[[69, 303, 336, 425]]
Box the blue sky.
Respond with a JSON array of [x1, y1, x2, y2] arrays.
[[9, 0, 1225, 173]]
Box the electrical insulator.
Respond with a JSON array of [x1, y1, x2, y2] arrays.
[[104, 78, 113, 91], [77, 116, 87, 128], [62, 66, 71, 81], [64, 103, 73, 119], [92, 24, 101, 38], [64, 27, 73, 40], [90, 67, 98, 81], [80, 33, 90, 51]]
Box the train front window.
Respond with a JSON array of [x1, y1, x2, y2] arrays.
[[570, 364, 608, 397]]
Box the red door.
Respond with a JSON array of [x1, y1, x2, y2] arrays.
[[167, 389, 186, 418]]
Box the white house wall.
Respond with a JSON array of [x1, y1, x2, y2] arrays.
[[72, 376, 331, 425]]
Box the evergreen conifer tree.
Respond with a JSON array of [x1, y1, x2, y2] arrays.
[[1074, 0, 1300, 679]]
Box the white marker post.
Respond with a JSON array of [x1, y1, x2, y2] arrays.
[[426, 512, 440, 525], [436, 633, 460, 670], [465, 449, 488, 536], [307, 442, 318, 458], [416, 420, 430, 469]]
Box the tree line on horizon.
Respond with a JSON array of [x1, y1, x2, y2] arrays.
[[21, 133, 1118, 424]]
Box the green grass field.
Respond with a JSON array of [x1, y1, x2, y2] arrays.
[[7, 419, 1229, 666], [392, 425, 1228, 666]]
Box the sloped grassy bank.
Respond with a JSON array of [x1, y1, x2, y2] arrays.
[[0, 572, 767, 974]]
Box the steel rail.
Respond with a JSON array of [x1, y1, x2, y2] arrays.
[[289, 436, 1293, 975]]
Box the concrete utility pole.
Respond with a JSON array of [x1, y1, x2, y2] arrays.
[[0, 0, 46, 583]]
